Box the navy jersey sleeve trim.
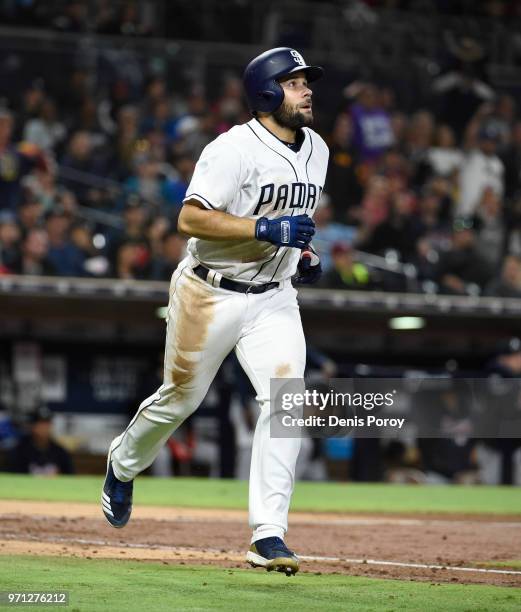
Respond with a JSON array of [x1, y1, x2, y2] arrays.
[[183, 193, 216, 210]]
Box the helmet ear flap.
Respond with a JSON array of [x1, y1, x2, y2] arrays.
[[255, 80, 284, 113], [260, 89, 276, 101]]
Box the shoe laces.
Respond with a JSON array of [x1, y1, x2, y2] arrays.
[[260, 537, 294, 556]]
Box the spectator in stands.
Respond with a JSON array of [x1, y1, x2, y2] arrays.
[[7, 406, 74, 475], [109, 2, 153, 37], [22, 97, 66, 153], [417, 389, 478, 484], [457, 122, 505, 217], [72, 96, 108, 150], [359, 190, 421, 263], [45, 208, 85, 276], [124, 149, 187, 213], [69, 222, 109, 277], [474, 187, 506, 269], [167, 155, 194, 207], [319, 243, 373, 290], [487, 94, 516, 146], [358, 175, 390, 232], [17, 196, 43, 234], [0, 211, 21, 271], [432, 36, 495, 140], [175, 112, 217, 160], [426, 124, 464, 178], [146, 215, 170, 262], [0, 109, 50, 211], [150, 230, 187, 281], [52, 1, 87, 32], [214, 76, 245, 133], [389, 111, 408, 153], [93, 0, 117, 34], [10, 228, 56, 276], [501, 120, 521, 200], [416, 185, 450, 236], [325, 112, 362, 219], [107, 195, 149, 265], [378, 147, 411, 184], [413, 186, 452, 282], [506, 195, 521, 255], [143, 128, 168, 165], [140, 77, 170, 120], [141, 98, 178, 142], [23, 167, 78, 216], [485, 254, 521, 298], [123, 151, 165, 208], [435, 217, 494, 294], [345, 82, 394, 163], [114, 239, 150, 280], [60, 131, 105, 205], [312, 194, 357, 272], [111, 1, 143, 37], [110, 105, 141, 179], [383, 440, 425, 484], [406, 111, 435, 163], [14, 81, 46, 139]]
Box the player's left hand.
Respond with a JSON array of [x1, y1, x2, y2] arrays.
[[294, 248, 322, 284]]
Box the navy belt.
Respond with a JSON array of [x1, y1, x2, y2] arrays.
[[193, 264, 279, 294]]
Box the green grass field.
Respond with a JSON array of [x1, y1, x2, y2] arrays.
[[1, 474, 520, 515], [0, 474, 520, 611], [0, 556, 519, 612]]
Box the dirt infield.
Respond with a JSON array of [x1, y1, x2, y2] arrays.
[[1, 501, 520, 587]]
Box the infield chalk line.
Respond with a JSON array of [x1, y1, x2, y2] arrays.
[[1, 532, 520, 577], [300, 556, 521, 576]]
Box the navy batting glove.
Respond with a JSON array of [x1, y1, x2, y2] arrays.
[[294, 249, 322, 284], [255, 215, 315, 249]]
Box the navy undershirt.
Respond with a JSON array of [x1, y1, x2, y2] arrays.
[[283, 137, 303, 152]]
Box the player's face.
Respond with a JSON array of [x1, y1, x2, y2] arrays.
[[274, 71, 313, 130]]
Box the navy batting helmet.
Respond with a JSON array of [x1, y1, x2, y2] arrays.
[[243, 47, 323, 115]]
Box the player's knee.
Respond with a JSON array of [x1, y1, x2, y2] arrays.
[[160, 383, 200, 419]]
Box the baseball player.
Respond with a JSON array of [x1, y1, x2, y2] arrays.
[[102, 47, 328, 576]]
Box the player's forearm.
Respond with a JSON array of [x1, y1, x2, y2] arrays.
[[178, 203, 256, 241]]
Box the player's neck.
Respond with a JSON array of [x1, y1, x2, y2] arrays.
[[257, 116, 297, 144]]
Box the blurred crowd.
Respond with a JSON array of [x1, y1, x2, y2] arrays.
[[0, 0, 256, 42], [4, 0, 521, 36], [1, 30, 521, 296], [318, 79, 521, 296]]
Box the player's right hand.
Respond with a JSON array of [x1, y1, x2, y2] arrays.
[[255, 215, 315, 249]]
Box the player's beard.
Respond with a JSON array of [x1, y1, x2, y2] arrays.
[[272, 100, 313, 130]]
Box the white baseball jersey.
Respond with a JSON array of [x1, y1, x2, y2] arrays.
[[183, 118, 329, 284]]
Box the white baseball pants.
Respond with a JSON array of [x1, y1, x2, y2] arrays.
[[110, 257, 305, 542]]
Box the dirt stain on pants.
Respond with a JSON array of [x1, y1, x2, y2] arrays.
[[275, 363, 292, 378], [168, 274, 215, 397]]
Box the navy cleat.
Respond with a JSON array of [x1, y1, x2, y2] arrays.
[[246, 537, 299, 576], [101, 461, 133, 528]]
